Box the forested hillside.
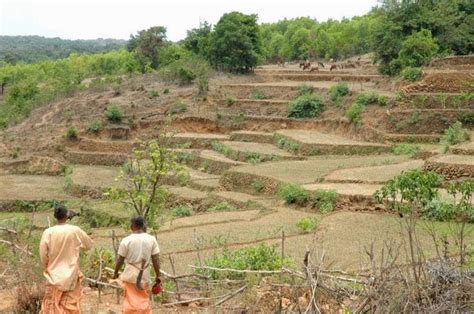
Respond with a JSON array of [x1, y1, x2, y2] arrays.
[[0, 36, 127, 64]]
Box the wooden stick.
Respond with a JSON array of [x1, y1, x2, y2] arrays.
[[215, 284, 247, 306], [189, 265, 282, 274], [0, 227, 18, 235], [97, 252, 104, 303], [169, 255, 181, 301], [85, 278, 121, 289], [0, 240, 33, 256]]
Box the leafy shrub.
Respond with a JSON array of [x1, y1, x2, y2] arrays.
[[297, 84, 314, 96], [209, 201, 234, 211], [458, 113, 474, 125], [440, 121, 470, 146], [296, 217, 319, 233], [148, 90, 160, 98], [170, 101, 188, 114], [105, 105, 123, 123], [163, 88, 170, 94], [312, 189, 338, 213], [392, 143, 421, 157], [159, 55, 210, 86], [355, 92, 387, 106], [251, 179, 264, 193], [401, 67, 423, 81], [66, 126, 78, 140], [87, 120, 103, 134], [278, 183, 310, 205], [172, 205, 192, 217], [247, 153, 263, 164], [288, 94, 324, 119], [224, 96, 236, 106], [276, 136, 300, 153], [202, 244, 293, 279], [328, 83, 350, 102], [345, 102, 364, 123], [250, 89, 267, 100], [422, 200, 456, 222], [398, 29, 438, 68]]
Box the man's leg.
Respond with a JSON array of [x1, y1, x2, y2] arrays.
[[40, 284, 64, 314], [60, 277, 83, 314]]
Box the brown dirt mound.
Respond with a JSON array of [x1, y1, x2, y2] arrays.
[[401, 72, 474, 93]]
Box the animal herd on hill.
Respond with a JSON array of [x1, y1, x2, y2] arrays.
[[275, 56, 364, 71]]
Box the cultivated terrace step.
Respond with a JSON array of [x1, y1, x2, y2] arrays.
[[104, 124, 131, 140], [303, 182, 382, 198], [216, 99, 289, 117], [77, 138, 136, 153], [169, 132, 230, 149], [0, 174, 73, 202], [229, 131, 274, 144], [175, 149, 247, 175], [384, 133, 441, 143], [189, 178, 220, 191], [69, 165, 122, 198], [451, 141, 474, 155], [424, 154, 474, 180], [258, 73, 383, 82], [399, 93, 474, 109], [216, 140, 302, 162], [65, 149, 128, 166], [324, 160, 425, 184], [164, 185, 208, 201], [210, 190, 272, 209], [274, 129, 390, 155]]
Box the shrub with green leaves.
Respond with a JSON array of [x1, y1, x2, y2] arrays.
[[401, 67, 423, 81], [288, 94, 324, 119], [328, 83, 350, 102], [276, 135, 300, 153], [297, 84, 314, 96], [278, 183, 310, 205], [209, 201, 234, 211], [224, 96, 236, 106], [170, 101, 188, 114], [66, 126, 78, 139], [355, 93, 387, 106], [392, 143, 421, 157], [201, 244, 293, 279], [422, 200, 456, 222], [312, 189, 338, 213], [250, 89, 267, 100], [163, 88, 170, 94], [296, 217, 319, 233], [345, 102, 364, 123], [458, 113, 474, 125], [251, 179, 264, 193], [159, 55, 209, 86], [148, 90, 160, 98], [105, 105, 123, 123], [172, 205, 192, 217], [87, 120, 103, 134], [440, 121, 470, 146]]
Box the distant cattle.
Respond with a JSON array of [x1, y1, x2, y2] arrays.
[[309, 66, 319, 72], [299, 61, 306, 68], [330, 64, 337, 71], [302, 62, 311, 71], [317, 62, 325, 68]]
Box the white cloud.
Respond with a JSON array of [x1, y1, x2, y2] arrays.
[[0, 0, 378, 41]]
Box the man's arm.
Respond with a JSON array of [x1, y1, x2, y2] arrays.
[[113, 255, 125, 279], [78, 228, 93, 250], [151, 254, 160, 280], [39, 230, 49, 268]]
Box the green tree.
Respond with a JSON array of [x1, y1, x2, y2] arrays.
[[128, 26, 167, 71], [208, 12, 262, 72], [398, 29, 438, 67], [183, 21, 212, 57]]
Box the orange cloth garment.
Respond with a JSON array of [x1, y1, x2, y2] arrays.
[[40, 276, 83, 314], [122, 281, 152, 314]]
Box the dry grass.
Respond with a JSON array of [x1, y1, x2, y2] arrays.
[[276, 129, 388, 147], [303, 182, 382, 196], [71, 165, 122, 189], [431, 154, 474, 165], [0, 174, 72, 200], [221, 141, 297, 158], [325, 159, 425, 183], [230, 155, 409, 184]]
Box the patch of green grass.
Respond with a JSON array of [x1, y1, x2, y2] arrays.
[[163, 88, 170, 94], [172, 205, 192, 217], [401, 67, 423, 81], [440, 121, 470, 146], [209, 201, 235, 212], [345, 102, 364, 124], [148, 90, 160, 98], [249, 89, 267, 100], [171, 100, 187, 114], [312, 189, 338, 214], [278, 183, 310, 205], [224, 96, 236, 106], [288, 94, 325, 119], [66, 126, 78, 140], [87, 120, 103, 134], [275, 134, 300, 153], [392, 143, 421, 157], [355, 92, 387, 107], [251, 179, 264, 193], [328, 83, 350, 102], [297, 84, 315, 96], [105, 104, 123, 123], [296, 217, 319, 233]]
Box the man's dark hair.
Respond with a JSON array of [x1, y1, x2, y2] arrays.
[[131, 216, 146, 230], [54, 204, 69, 220]]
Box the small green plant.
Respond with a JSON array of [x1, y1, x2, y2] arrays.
[[251, 179, 264, 193], [172, 205, 192, 217], [355, 93, 387, 106], [392, 143, 421, 157], [201, 244, 294, 280], [440, 121, 470, 146], [163, 88, 170, 94], [401, 67, 423, 81], [422, 199, 456, 222], [247, 153, 263, 164], [250, 89, 267, 100], [312, 189, 338, 213], [66, 126, 78, 140], [458, 113, 474, 125], [278, 183, 310, 205], [288, 94, 324, 119], [87, 120, 103, 134], [209, 201, 234, 211], [407, 111, 421, 125], [296, 217, 319, 233], [148, 90, 160, 98], [171, 101, 188, 114], [224, 96, 236, 106], [297, 84, 314, 96], [276, 135, 300, 153], [345, 102, 364, 124], [105, 105, 123, 123], [328, 83, 350, 102]]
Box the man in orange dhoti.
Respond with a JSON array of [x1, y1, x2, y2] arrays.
[[39, 205, 93, 314], [113, 216, 161, 314]]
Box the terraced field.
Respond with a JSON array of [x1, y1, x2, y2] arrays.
[[1, 55, 473, 281]]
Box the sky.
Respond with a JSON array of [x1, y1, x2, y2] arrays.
[[0, 0, 379, 41]]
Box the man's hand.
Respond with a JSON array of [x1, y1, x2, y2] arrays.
[[113, 255, 125, 280]]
